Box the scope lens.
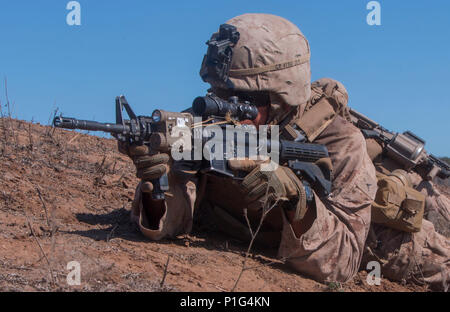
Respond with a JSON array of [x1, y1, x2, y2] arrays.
[[192, 97, 207, 116], [53, 117, 61, 127], [152, 110, 162, 122]]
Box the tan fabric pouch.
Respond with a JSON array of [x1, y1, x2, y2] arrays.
[[283, 78, 351, 143], [293, 97, 337, 142], [372, 172, 425, 232]]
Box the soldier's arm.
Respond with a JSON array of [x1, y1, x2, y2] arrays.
[[278, 116, 377, 283], [131, 169, 198, 240]]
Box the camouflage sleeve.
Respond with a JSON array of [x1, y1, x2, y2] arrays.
[[417, 180, 450, 223], [131, 170, 197, 241], [278, 116, 378, 283]]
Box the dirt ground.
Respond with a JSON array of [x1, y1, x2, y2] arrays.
[[0, 118, 439, 292]]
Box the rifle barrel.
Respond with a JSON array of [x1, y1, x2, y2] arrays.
[[53, 116, 128, 134]]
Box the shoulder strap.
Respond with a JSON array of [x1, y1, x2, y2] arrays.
[[288, 97, 338, 142]]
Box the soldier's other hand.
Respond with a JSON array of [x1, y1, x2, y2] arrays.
[[118, 142, 169, 193], [228, 158, 308, 221]]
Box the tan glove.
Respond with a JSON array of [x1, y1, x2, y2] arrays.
[[228, 159, 308, 221], [118, 142, 169, 193]]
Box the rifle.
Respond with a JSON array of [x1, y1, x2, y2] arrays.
[[53, 93, 332, 201], [349, 108, 449, 180]]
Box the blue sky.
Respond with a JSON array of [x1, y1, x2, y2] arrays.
[[0, 0, 449, 155]]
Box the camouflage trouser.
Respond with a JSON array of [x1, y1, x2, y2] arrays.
[[416, 180, 450, 237], [360, 165, 450, 291], [363, 220, 449, 291]]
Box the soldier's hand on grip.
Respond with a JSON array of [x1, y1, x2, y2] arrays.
[[118, 142, 169, 193], [228, 158, 308, 221]]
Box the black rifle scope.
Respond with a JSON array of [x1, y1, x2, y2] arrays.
[[192, 94, 259, 121]]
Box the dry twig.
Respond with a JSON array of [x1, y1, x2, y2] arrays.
[[67, 133, 81, 145], [36, 187, 51, 227], [231, 184, 280, 292], [23, 208, 57, 286], [106, 224, 119, 242], [160, 255, 171, 288]]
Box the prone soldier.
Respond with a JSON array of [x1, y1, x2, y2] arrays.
[[114, 14, 449, 290], [122, 14, 378, 285]]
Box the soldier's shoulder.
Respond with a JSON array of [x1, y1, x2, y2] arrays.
[[321, 115, 364, 142]]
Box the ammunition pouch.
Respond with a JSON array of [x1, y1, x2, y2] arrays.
[[372, 170, 425, 233], [283, 78, 350, 143]]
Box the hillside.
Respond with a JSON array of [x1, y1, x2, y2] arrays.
[[0, 118, 431, 292], [440, 157, 450, 164]]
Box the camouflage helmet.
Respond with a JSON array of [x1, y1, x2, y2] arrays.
[[200, 13, 311, 109]]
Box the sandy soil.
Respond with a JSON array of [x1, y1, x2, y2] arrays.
[[0, 118, 433, 292]]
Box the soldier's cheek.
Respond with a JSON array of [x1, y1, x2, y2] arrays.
[[240, 106, 269, 127]]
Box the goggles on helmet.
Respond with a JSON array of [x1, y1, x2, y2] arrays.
[[200, 24, 240, 89]]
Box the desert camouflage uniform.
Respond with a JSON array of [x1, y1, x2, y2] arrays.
[[364, 139, 450, 291], [366, 142, 450, 235], [128, 15, 449, 290], [131, 102, 378, 284], [130, 14, 378, 284]]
